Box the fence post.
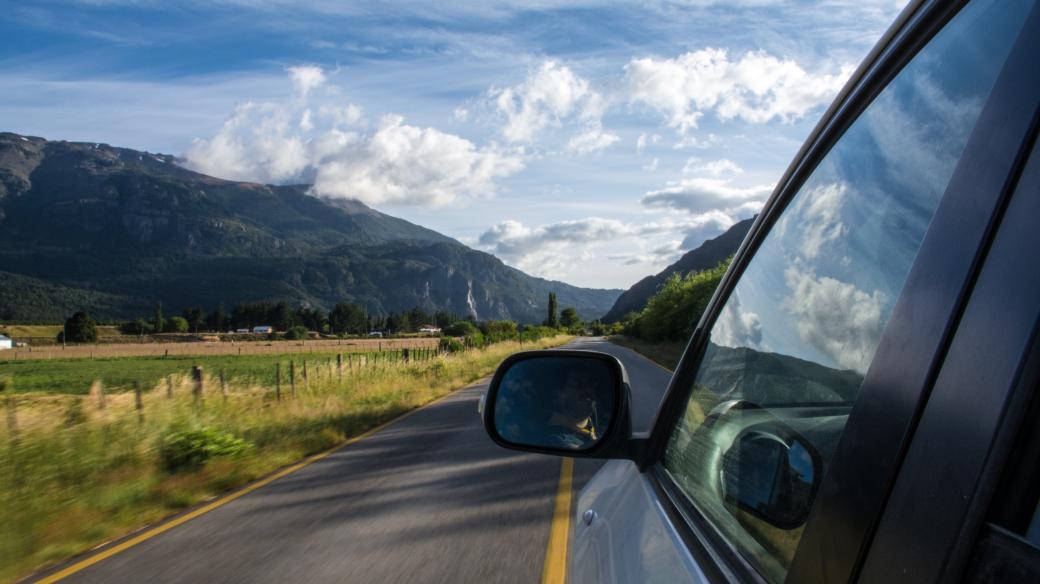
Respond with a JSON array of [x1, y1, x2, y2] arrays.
[[289, 361, 297, 398], [303, 360, 309, 387], [1, 378, 15, 437], [134, 381, 144, 423], [192, 366, 204, 406], [166, 375, 174, 399], [275, 362, 282, 401], [403, 348, 410, 363], [337, 354, 343, 379], [96, 381, 106, 410], [220, 369, 228, 403]]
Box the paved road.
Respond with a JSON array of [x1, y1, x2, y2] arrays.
[[45, 338, 672, 584]]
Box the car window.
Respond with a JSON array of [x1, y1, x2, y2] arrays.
[[660, 0, 1034, 581]]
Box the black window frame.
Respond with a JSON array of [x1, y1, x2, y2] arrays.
[[629, 0, 1040, 582]]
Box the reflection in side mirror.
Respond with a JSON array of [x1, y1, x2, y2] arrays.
[[720, 429, 821, 529], [485, 351, 622, 453]]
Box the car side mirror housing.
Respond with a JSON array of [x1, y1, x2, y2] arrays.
[[482, 350, 638, 459]]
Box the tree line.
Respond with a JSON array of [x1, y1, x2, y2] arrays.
[[53, 292, 596, 344]]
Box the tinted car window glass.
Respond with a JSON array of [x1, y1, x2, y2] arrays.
[[661, 1, 1033, 581]]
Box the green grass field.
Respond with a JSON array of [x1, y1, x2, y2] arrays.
[[0, 349, 434, 395]]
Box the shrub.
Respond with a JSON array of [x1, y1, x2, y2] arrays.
[[439, 337, 464, 353], [284, 325, 309, 340], [163, 316, 189, 333], [442, 321, 478, 337], [159, 427, 250, 473]]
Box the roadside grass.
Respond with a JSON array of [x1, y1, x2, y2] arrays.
[[0, 336, 571, 583], [0, 350, 440, 395], [608, 335, 683, 371], [0, 325, 121, 338]]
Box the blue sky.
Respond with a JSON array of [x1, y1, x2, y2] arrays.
[[0, 0, 906, 289]]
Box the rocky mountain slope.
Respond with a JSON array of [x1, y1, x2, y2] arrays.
[[0, 132, 621, 323]]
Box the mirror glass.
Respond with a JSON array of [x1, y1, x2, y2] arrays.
[[720, 430, 819, 529], [492, 356, 618, 451]]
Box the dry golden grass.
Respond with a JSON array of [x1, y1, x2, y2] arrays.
[[0, 336, 571, 583]]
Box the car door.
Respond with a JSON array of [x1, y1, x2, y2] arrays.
[[571, 0, 1040, 582]]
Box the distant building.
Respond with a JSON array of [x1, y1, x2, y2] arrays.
[[0, 335, 11, 350], [367, 331, 383, 338], [252, 326, 274, 334], [235, 328, 250, 334], [418, 325, 441, 334]]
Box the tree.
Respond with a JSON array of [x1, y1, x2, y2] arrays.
[[206, 303, 227, 332], [284, 325, 309, 340], [637, 259, 730, 342], [544, 292, 559, 328], [560, 307, 581, 328], [59, 311, 98, 343], [164, 316, 189, 333], [120, 318, 152, 336], [153, 301, 164, 334], [182, 306, 204, 333], [443, 321, 478, 337], [329, 302, 367, 334], [270, 301, 294, 332]]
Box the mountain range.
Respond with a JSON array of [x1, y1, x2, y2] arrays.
[[0, 132, 622, 323], [600, 217, 753, 323]]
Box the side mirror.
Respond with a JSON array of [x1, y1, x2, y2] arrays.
[[720, 426, 822, 529], [482, 350, 633, 457]]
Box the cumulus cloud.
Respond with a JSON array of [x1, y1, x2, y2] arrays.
[[478, 216, 709, 278], [312, 115, 523, 206], [782, 265, 885, 373], [288, 65, 327, 97], [642, 177, 772, 215], [623, 48, 853, 133], [777, 182, 847, 259], [488, 60, 613, 153], [713, 291, 763, 350], [184, 66, 523, 207]]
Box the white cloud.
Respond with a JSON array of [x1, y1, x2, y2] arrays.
[[454, 106, 470, 121], [623, 48, 853, 133], [713, 290, 763, 350], [636, 132, 662, 153], [642, 176, 772, 215], [477, 216, 709, 279], [782, 265, 885, 373], [318, 104, 363, 127], [287, 65, 327, 97], [566, 125, 620, 154], [683, 157, 743, 177], [184, 66, 523, 207], [777, 181, 847, 259], [489, 60, 609, 150], [642, 157, 659, 171], [312, 114, 523, 206]]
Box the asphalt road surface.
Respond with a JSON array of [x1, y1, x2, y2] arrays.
[[43, 338, 672, 584]]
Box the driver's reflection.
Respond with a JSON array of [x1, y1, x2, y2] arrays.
[[546, 368, 600, 449]]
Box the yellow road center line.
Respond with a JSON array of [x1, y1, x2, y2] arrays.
[[35, 387, 469, 584], [541, 457, 573, 584]]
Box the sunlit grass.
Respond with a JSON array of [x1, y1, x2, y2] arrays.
[[0, 336, 570, 583]]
